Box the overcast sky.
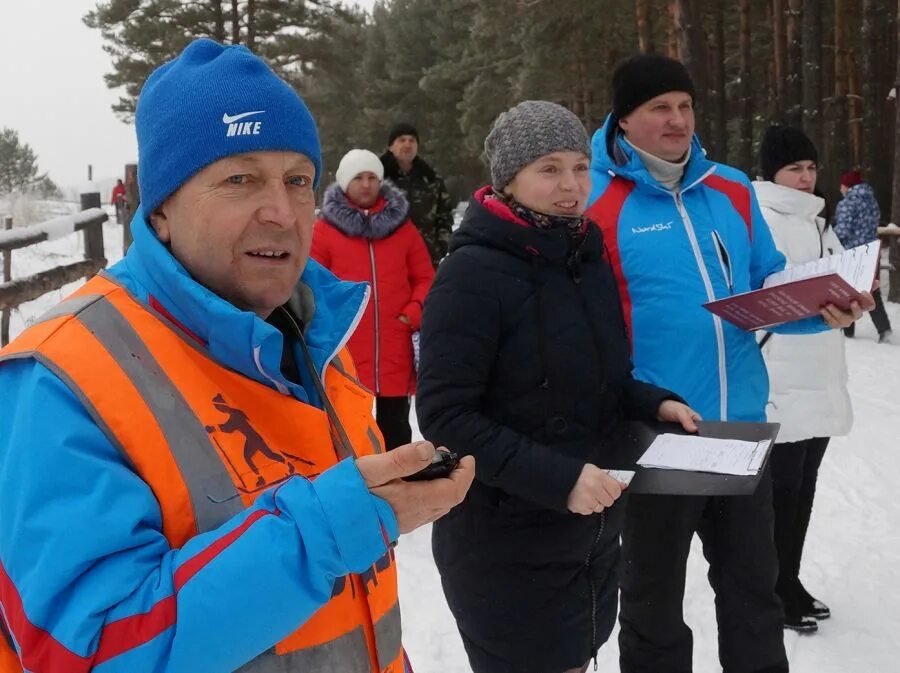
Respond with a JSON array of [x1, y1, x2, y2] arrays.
[[0, 0, 376, 192]]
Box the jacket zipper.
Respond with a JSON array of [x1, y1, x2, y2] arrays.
[[673, 190, 729, 420], [368, 241, 381, 395], [711, 230, 734, 293], [584, 509, 606, 671]]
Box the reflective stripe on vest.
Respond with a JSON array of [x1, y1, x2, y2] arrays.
[[0, 276, 403, 673]]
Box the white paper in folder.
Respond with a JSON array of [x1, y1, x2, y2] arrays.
[[761, 241, 880, 292], [637, 434, 771, 476]]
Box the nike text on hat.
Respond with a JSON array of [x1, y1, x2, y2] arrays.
[[135, 38, 322, 215]]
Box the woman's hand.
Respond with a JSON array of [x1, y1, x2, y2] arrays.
[[397, 314, 411, 326], [821, 292, 875, 329], [566, 464, 626, 516], [657, 399, 701, 432]]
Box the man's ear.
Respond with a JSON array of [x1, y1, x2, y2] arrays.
[[618, 116, 630, 134], [147, 203, 172, 243]]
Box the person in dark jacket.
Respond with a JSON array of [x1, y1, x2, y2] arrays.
[[312, 149, 435, 449], [834, 169, 893, 342], [416, 101, 699, 673], [380, 123, 454, 266]]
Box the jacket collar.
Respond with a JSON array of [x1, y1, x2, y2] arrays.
[[320, 180, 409, 239], [591, 113, 716, 192], [380, 150, 437, 181], [450, 186, 602, 264], [116, 207, 368, 400], [752, 180, 825, 219]]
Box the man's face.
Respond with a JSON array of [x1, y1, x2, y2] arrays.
[[619, 92, 695, 162], [346, 172, 382, 208], [389, 134, 419, 163], [149, 151, 316, 318]]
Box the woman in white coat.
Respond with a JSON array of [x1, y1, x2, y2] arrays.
[[754, 124, 852, 634]]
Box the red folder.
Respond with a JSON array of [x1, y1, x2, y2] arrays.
[[703, 274, 868, 331]]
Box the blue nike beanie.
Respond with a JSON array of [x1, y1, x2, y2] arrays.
[[135, 38, 322, 214]]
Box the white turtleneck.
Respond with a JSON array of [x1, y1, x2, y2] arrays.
[[625, 137, 691, 191]]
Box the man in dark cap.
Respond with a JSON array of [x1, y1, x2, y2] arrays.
[[585, 54, 870, 673], [381, 123, 454, 266]]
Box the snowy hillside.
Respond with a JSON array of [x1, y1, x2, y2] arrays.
[[3, 202, 898, 672]]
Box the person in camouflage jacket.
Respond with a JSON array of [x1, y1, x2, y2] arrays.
[[380, 123, 454, 267]]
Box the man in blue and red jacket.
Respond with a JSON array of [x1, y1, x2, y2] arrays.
[[585, 54, 869, 673]]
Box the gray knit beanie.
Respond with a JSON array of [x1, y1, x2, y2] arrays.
[[484, 101, 590, 190]]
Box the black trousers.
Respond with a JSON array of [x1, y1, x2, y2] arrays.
[[845, 286, 892, 336], [769, 437, 829, 608], [375, 396, 411, 450], [618, 468, 788, 673]]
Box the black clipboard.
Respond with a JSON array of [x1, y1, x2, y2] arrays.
[[603, 420, 780, 496]]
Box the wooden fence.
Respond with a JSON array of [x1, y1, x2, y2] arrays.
[[0, 207, 107, 346]]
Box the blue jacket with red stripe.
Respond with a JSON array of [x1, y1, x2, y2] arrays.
[[0, 210, 400, 672], [586, 116, 826, 422]]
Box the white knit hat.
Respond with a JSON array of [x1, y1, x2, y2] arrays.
[[335, 149, 384, 192]]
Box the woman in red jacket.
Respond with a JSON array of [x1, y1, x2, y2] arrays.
[[312, 149, 435, 449]]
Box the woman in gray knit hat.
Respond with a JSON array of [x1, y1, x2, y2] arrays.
[[416, 101, 698, 673]]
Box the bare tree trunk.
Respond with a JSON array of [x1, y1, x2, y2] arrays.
[[667, 1, 679, 58], [834, 0, 852, 174], [849, 50, 865, 166], [708, 1, 728, 162], [821, 9, 838, 203], [773, 0, 787, 118], [738, 0, 754, 173], [669, 0, 709, 141], [231, 0, 240, 44], [212, 0, 226, 43], [890, 0, 900, 302], [801, 0, 822, 150], [636, 0, 655, 53], [785, 0, 803, 126], [861, 0, 881, 184], [246, 0, 256, 51], [670, 0, 691, 64], [861, 0, 895, 210]]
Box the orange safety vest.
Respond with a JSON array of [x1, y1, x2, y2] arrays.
[[0, 274, 405, 673]]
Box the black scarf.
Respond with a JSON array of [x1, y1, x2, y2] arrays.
[[493, 189, 587, 243]]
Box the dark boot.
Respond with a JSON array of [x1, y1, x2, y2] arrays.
[[795, 581, 831, 620]]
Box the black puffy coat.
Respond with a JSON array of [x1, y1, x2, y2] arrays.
[[416, 190, 675, 673]]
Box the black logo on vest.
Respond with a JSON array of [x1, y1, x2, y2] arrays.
[[329, 547, 396, 599], [205, 393, 314, 491]]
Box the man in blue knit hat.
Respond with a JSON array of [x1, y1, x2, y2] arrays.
[[0, 38, 473, 673]]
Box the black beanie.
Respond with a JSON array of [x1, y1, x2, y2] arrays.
[[612, 54, 696, 120], [388, 122, 419, 146], [760, 124, 818, 181]]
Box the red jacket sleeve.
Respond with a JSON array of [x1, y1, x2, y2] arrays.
[[400, 222, 436, 330]]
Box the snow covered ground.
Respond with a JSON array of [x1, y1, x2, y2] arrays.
[[4, 199, 898, 672]]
